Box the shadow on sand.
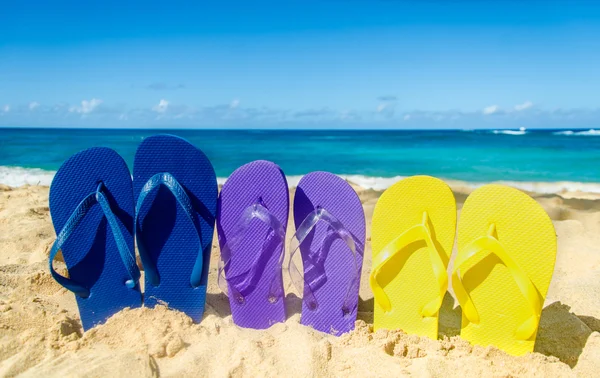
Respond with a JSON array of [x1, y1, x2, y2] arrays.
[[438, 295, 599, 368], [208, 278, 598, 368], [207, 291, 305, 319], [205, 292, 232, 317]]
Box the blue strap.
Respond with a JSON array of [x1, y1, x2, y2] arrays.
[[49, 183, 141, 298], [135, 172, 204, 288]]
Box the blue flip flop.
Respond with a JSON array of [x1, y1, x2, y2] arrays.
[[49, 147, 142, 330], [133, 134, 217, 322]]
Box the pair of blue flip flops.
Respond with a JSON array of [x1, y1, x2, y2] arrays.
[[49, 135, 217, 330]]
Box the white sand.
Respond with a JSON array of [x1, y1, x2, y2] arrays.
[[0, 184, 599, 377]]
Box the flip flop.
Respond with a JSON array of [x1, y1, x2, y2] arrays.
[[133, 134, 217, 322], [452, 184, 556, 356], [370, 176, 456, 339], [217, 160, 289, 329], [288, 172, 365, 335], [49, 147, 141, 330]]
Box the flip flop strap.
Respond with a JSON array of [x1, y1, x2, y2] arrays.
[[218, 202, 286, 304], [136, 172, 204, 288], [451, 224, 541, 340], [49, 183, 140, 298], [287, 207, 360, 314], [369, 211, 447, 316]]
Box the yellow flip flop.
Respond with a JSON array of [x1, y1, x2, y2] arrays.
[[370, 176, 456, 339], [452, 184, 557, 356]]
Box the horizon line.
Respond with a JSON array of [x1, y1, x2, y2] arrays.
[[1, 126, 598, 132]]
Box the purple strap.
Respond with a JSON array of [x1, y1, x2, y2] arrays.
[[288, 207, 359, 315], [218, 201, 286, 304]]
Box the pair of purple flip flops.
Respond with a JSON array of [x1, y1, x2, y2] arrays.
[[217, 161, 366, 335]]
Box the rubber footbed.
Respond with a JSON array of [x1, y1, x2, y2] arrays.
[[456, 184, 556, 356], [133, 135, 217, 323], [217, 160, 289, 329], [371, 176, 456, 339], [49, 147, 141, 330], [294, 172, 365, 335]]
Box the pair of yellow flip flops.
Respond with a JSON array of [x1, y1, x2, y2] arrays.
[[369, 176, 557, 356]]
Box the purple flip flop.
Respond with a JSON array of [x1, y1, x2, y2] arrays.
[[289, 172, 365, 335], [216, 160, 289, 329]]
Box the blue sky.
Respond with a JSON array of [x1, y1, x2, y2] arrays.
[[1, 1, 599, 129]]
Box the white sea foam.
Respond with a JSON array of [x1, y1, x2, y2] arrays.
[[442, 179, 600, 194], [554, 129, 600, 136], [3, 166, 600, 195], [0, 166, 56, 187], [492, 127, 527, 135], [286, 174, 600, 194], [219, 175, 400, 191], [577, 129, 600, 136]]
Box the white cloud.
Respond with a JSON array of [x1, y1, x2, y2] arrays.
[[29, 101, 40, 110], [482, 105, 499, 115], [230, 99, 240, 109], [118, 114, 128, 121], [152, 99, 169, 113], [376, 99, 397, 119], [338, 110, 362, 121], [514, 101, 533, 111], [2, 105, 9, 113], [376, 95, 398, 119], [403, 114, 411, 121], [69, 98, 103, 114], [377, 102, 397, 113], [339, 110, 350, 120]]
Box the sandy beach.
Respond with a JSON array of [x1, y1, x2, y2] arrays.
[[1, 183, 599, 377]]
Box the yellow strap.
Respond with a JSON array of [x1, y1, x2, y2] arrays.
[[369, 212, 448, 316], [451, 224, 542, 340]]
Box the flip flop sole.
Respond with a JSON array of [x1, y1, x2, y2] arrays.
[[456, 184, 556, 355], [50, 147, 141, 330], [293, 172, 365, 335], [133, 135, 217, 322], [217, 160, 288, 329], [371, 176, 456, 339]]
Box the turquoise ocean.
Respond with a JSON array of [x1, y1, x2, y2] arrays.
[[2, 128, 600, 192]]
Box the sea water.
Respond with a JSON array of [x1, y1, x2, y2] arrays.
[[2, 128, 600, 192]]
